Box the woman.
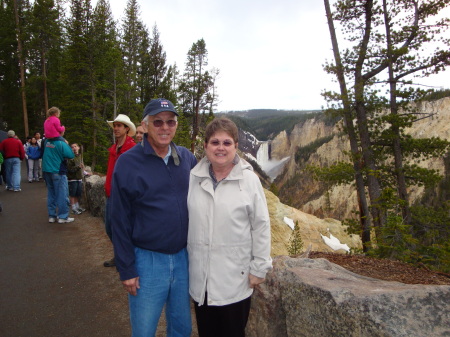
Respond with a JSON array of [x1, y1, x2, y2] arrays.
[[67, 143, 85, 215], [188, 117, 272, 337], [26, 137, 41, 182]]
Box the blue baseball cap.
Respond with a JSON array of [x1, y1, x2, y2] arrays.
[[143, 98, 179, 118]]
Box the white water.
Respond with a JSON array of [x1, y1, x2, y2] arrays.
[[256, 141, 290, 181]]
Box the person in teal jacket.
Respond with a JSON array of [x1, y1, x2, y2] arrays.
[[42, 136, 74, 223]]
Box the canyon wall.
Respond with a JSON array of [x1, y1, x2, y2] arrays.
[[272, 97, 450, 220]]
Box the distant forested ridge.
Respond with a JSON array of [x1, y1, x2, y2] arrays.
[[217, 109, 327, 141]]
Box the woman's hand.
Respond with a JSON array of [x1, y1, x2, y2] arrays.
[[249, 274, 265, 288]]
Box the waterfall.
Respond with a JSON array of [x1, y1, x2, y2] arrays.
[[256, 141, 290, 182], [256, 141, 270, 167]]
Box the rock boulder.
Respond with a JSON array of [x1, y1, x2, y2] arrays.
[[247, 256, 450, 337], [84, 174, 106, 219]]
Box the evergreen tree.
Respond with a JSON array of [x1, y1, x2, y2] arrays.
[[158, 64, 179, 104], [88, 0, 126, 171], [0, 0, 22, 131], [179, 38, 215, 153], [322, 0, 450, 258], [287, 220, 304, 255], [27, 0, 63, 128], [120, 0, 145, 121], [60, 0, 94, 159], [147, 25, 167, 100]]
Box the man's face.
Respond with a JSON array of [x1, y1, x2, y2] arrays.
[[135, 125, 145, 143], [113, 122, 129, 140], [143, 111, 178, 150], [71, 143, 80, 154], [34, 133, 41, 140]]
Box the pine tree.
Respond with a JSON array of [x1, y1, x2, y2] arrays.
[[287, 220, 304, 256], [322, 0, 450, 256], [0, 0, 22, 131], [179, 38, 215, 153], [28, 0, 63, 127], [120, 0, 146, 121], [60, 0, 94, 164]]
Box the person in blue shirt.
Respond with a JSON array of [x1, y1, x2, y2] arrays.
[[110, 98, 197, 337], [26, 137, 41, 182]]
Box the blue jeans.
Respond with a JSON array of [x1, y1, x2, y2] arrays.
[[4, 157, 21, 190], [44, 172, 69, 219], [129, 247, 191, 337]]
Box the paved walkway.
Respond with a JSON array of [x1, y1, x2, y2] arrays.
[[0, 165, 131, 336]]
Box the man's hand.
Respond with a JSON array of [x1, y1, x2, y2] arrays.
[[248, 274, 265, 288], [122, 277, 140, 296]]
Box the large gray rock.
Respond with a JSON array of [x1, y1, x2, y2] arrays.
[[247, 256, 450, 337], [84, 175, 106, 219]]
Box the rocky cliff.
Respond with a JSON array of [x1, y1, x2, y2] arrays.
[[83, 174, 362, 256], [272, 97, 450, 221]]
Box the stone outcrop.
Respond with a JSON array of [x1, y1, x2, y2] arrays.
[[84, 174, 106, 218], [247, 256, 450, 337], [270, 130, 290, 160], [265, 189, 361, 256]]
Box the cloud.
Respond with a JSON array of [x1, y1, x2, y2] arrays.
[[103, 0, 449, 111]]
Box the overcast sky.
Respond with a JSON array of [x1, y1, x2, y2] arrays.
[[103, 0, 449, 112]]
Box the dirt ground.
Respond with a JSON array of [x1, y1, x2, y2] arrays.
[[309, 251, 450, 285]]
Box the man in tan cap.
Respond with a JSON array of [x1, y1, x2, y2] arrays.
[[103, 114, 136, 267]]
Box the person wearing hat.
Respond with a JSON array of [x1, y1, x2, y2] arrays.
[[103, 114, 136, 268], [0, 130, 25, 191], [110, 98, 197, 336]]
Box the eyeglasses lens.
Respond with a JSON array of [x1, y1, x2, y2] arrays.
[[152, 120, 177, 127], [210, 140, 233, 147]]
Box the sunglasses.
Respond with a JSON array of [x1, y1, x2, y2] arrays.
[[152, 119, 177, 128], [209, 140, 234, 147]]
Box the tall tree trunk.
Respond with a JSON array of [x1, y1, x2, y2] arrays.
[[353, 0, 385, 234], [14, 0, 29, 136], [191, 98, 199, 153], [41, 50, 49, 113], [324, 0, 372, 250], [383, 0, 410, 225]]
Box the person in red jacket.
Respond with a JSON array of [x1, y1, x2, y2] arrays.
[[0, 130, 25, 191], [103, 114, 136, 267]]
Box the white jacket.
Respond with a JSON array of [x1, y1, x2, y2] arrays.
[[188, 156, 272, 306]]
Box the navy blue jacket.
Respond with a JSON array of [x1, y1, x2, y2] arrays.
[[110, 138, 197, 281]]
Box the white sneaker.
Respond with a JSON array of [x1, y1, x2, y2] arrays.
[[58, 217, 75, 223], [49, 217, 56, 223]]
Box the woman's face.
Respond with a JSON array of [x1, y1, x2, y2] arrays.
[[31, 138, 37, 145], [204, 131, 237, 170]]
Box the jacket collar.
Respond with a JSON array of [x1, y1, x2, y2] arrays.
[[141, 135, 180, 166]]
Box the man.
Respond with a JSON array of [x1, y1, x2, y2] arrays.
[[0, 130, 25, 192], [135, 125, 145, 143], [110, 98, 197, 336], [34, 132, 43, 180], [42, 132, 75, 223], [103, 114, 136, 268]]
